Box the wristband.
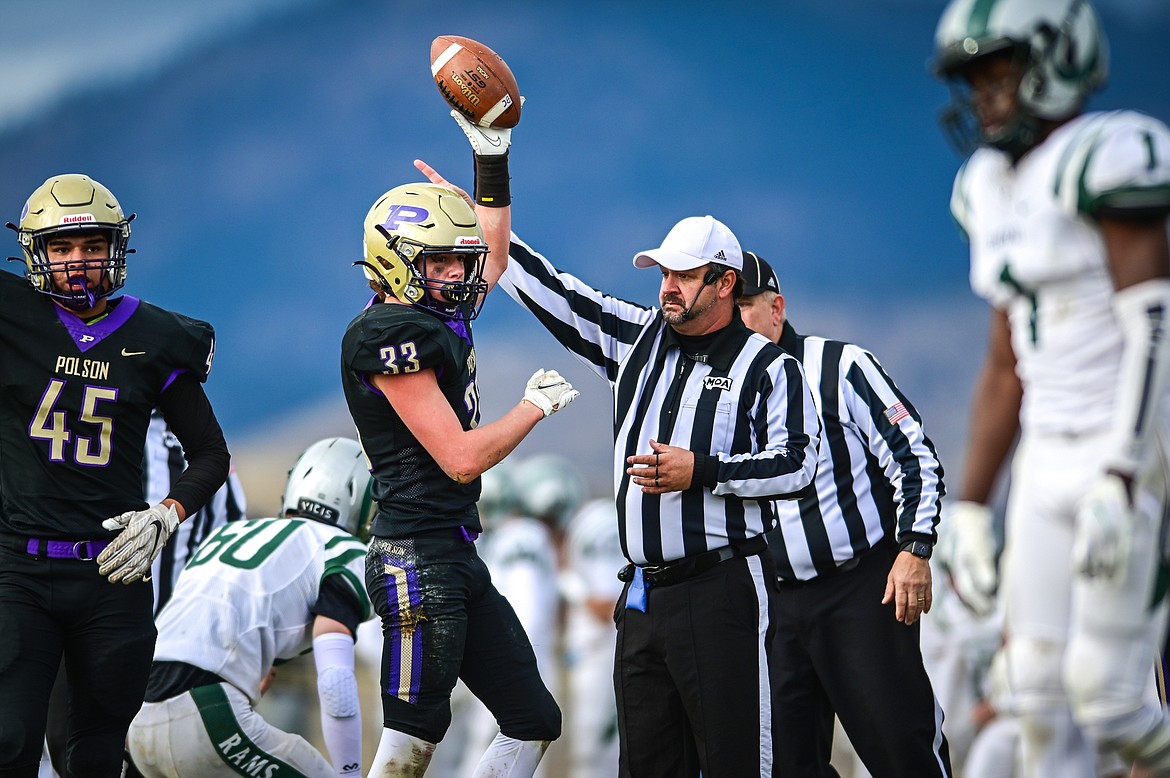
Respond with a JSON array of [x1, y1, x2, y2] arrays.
[[474, 151, 511, 207]]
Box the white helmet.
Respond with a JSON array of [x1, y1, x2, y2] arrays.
[[933, 0, 1108, 155], [513, 454, 588, 532], [281, 437, 374, 539], [478, 459, 519, 529]]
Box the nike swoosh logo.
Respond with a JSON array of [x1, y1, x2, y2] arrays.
[[121, 348, 146, 357], [147, 520, 163, 549], [485, 134, 501, 147]]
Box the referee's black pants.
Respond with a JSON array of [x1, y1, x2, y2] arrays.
[[772, 539, 952, 777], [614, 550, 779, 778]]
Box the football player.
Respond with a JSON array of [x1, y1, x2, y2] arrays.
[[559, 499, 625, 778], [126, 437, 374, 777], [342, 181, 579, 776], [933, 0, 1170, 775], [0, 173, 230, 776]]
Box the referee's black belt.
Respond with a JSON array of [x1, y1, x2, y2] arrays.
[[619, 535, 769, 587], [0, 533, 111, 560]]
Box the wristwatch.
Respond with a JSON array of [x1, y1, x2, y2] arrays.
[[900, 540, 933, 560]]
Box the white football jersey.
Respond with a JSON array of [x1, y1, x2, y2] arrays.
[[152, 518, 371, 705], [951, 110, 1170, 435], [561, 499, 625, 650], [478, 515, 559, 671]]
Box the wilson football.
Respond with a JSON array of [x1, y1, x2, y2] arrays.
[[430, 35, 521, 129]]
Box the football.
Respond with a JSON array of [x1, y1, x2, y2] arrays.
[[430, 35, 521, 129]]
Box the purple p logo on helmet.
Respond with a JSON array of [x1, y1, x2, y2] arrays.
[[382, 204, 430, 233]]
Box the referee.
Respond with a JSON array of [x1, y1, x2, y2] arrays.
[[493, 213, 821, 776], [143, 408, 247, 613], [737, 251, 952, 777]]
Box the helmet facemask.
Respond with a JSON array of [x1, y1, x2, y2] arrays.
[[24, 225, 130, 311], [374, 227, 489, 322], [938, 46, 1041, 159]]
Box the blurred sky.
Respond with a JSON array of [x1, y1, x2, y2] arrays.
[[2, 0, 1169, 510]]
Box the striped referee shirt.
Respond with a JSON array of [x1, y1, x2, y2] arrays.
[[143, 410, 247, 614], [498, 236, 821, 566], [770, 322, 944, 581]]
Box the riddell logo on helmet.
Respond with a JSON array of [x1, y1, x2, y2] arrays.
[[60, 214, 95, 224], [456, 236, 483, 246]]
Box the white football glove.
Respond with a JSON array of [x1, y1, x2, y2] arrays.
[[1073, 472, 1134, 583], [935, 501, 998, 617], [96, 503, 180, 584], [450, 100, 522, 156], [522, 368, 580, 417]]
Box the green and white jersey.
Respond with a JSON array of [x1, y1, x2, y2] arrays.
[[951, 110, 1170, 436], [152, 517, 371, 706]]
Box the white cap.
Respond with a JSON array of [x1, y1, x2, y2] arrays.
[[632, 215, 743, 272]]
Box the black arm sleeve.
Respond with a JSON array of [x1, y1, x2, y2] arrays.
[[157, 372, 231, 517]]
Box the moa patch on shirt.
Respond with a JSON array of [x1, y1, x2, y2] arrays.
[[703, 376, 733, 392]]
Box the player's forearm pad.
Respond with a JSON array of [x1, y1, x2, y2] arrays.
[[1108, 278, 1170, 473]]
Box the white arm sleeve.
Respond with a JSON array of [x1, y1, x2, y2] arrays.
[[314, 631, 362, 777], [1107, 278, 1170, 474]]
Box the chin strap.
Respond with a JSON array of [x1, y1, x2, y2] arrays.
[[1106, 278, 1170, 477]]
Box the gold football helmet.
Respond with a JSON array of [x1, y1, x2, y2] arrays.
[[8, 173, 133, 309], [357, 183, 489, 321]]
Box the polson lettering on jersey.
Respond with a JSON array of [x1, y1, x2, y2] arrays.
[[53, 356, 109, 380]]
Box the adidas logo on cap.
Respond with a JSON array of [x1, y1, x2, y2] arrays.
[[713, 250, 726, 261]]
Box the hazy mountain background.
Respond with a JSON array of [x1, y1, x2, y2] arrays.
[[3, 0, 1169, 513]]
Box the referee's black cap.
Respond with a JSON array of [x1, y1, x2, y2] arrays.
[[741, 251, 780, 296]]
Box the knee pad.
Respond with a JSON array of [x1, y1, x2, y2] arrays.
[[1005, 635, 1067, 713]]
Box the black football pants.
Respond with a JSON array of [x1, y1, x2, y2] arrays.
[[0, 542, 156, 778]]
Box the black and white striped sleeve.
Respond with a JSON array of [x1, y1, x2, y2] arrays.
[[498, 233, 657, 384], [840, 345, 944, 543]]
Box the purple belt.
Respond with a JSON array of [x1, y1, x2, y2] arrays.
[[26, 538, 111, 560]]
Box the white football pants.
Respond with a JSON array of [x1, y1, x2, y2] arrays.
[[126, 683, 335, 778], [1001, 430, 1170, 778]]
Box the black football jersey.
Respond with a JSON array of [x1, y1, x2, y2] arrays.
[[341, 300, 481, 537], [0, 271, 216, 538]]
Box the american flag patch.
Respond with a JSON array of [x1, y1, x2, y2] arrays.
[[884, 402, 909, 425]]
